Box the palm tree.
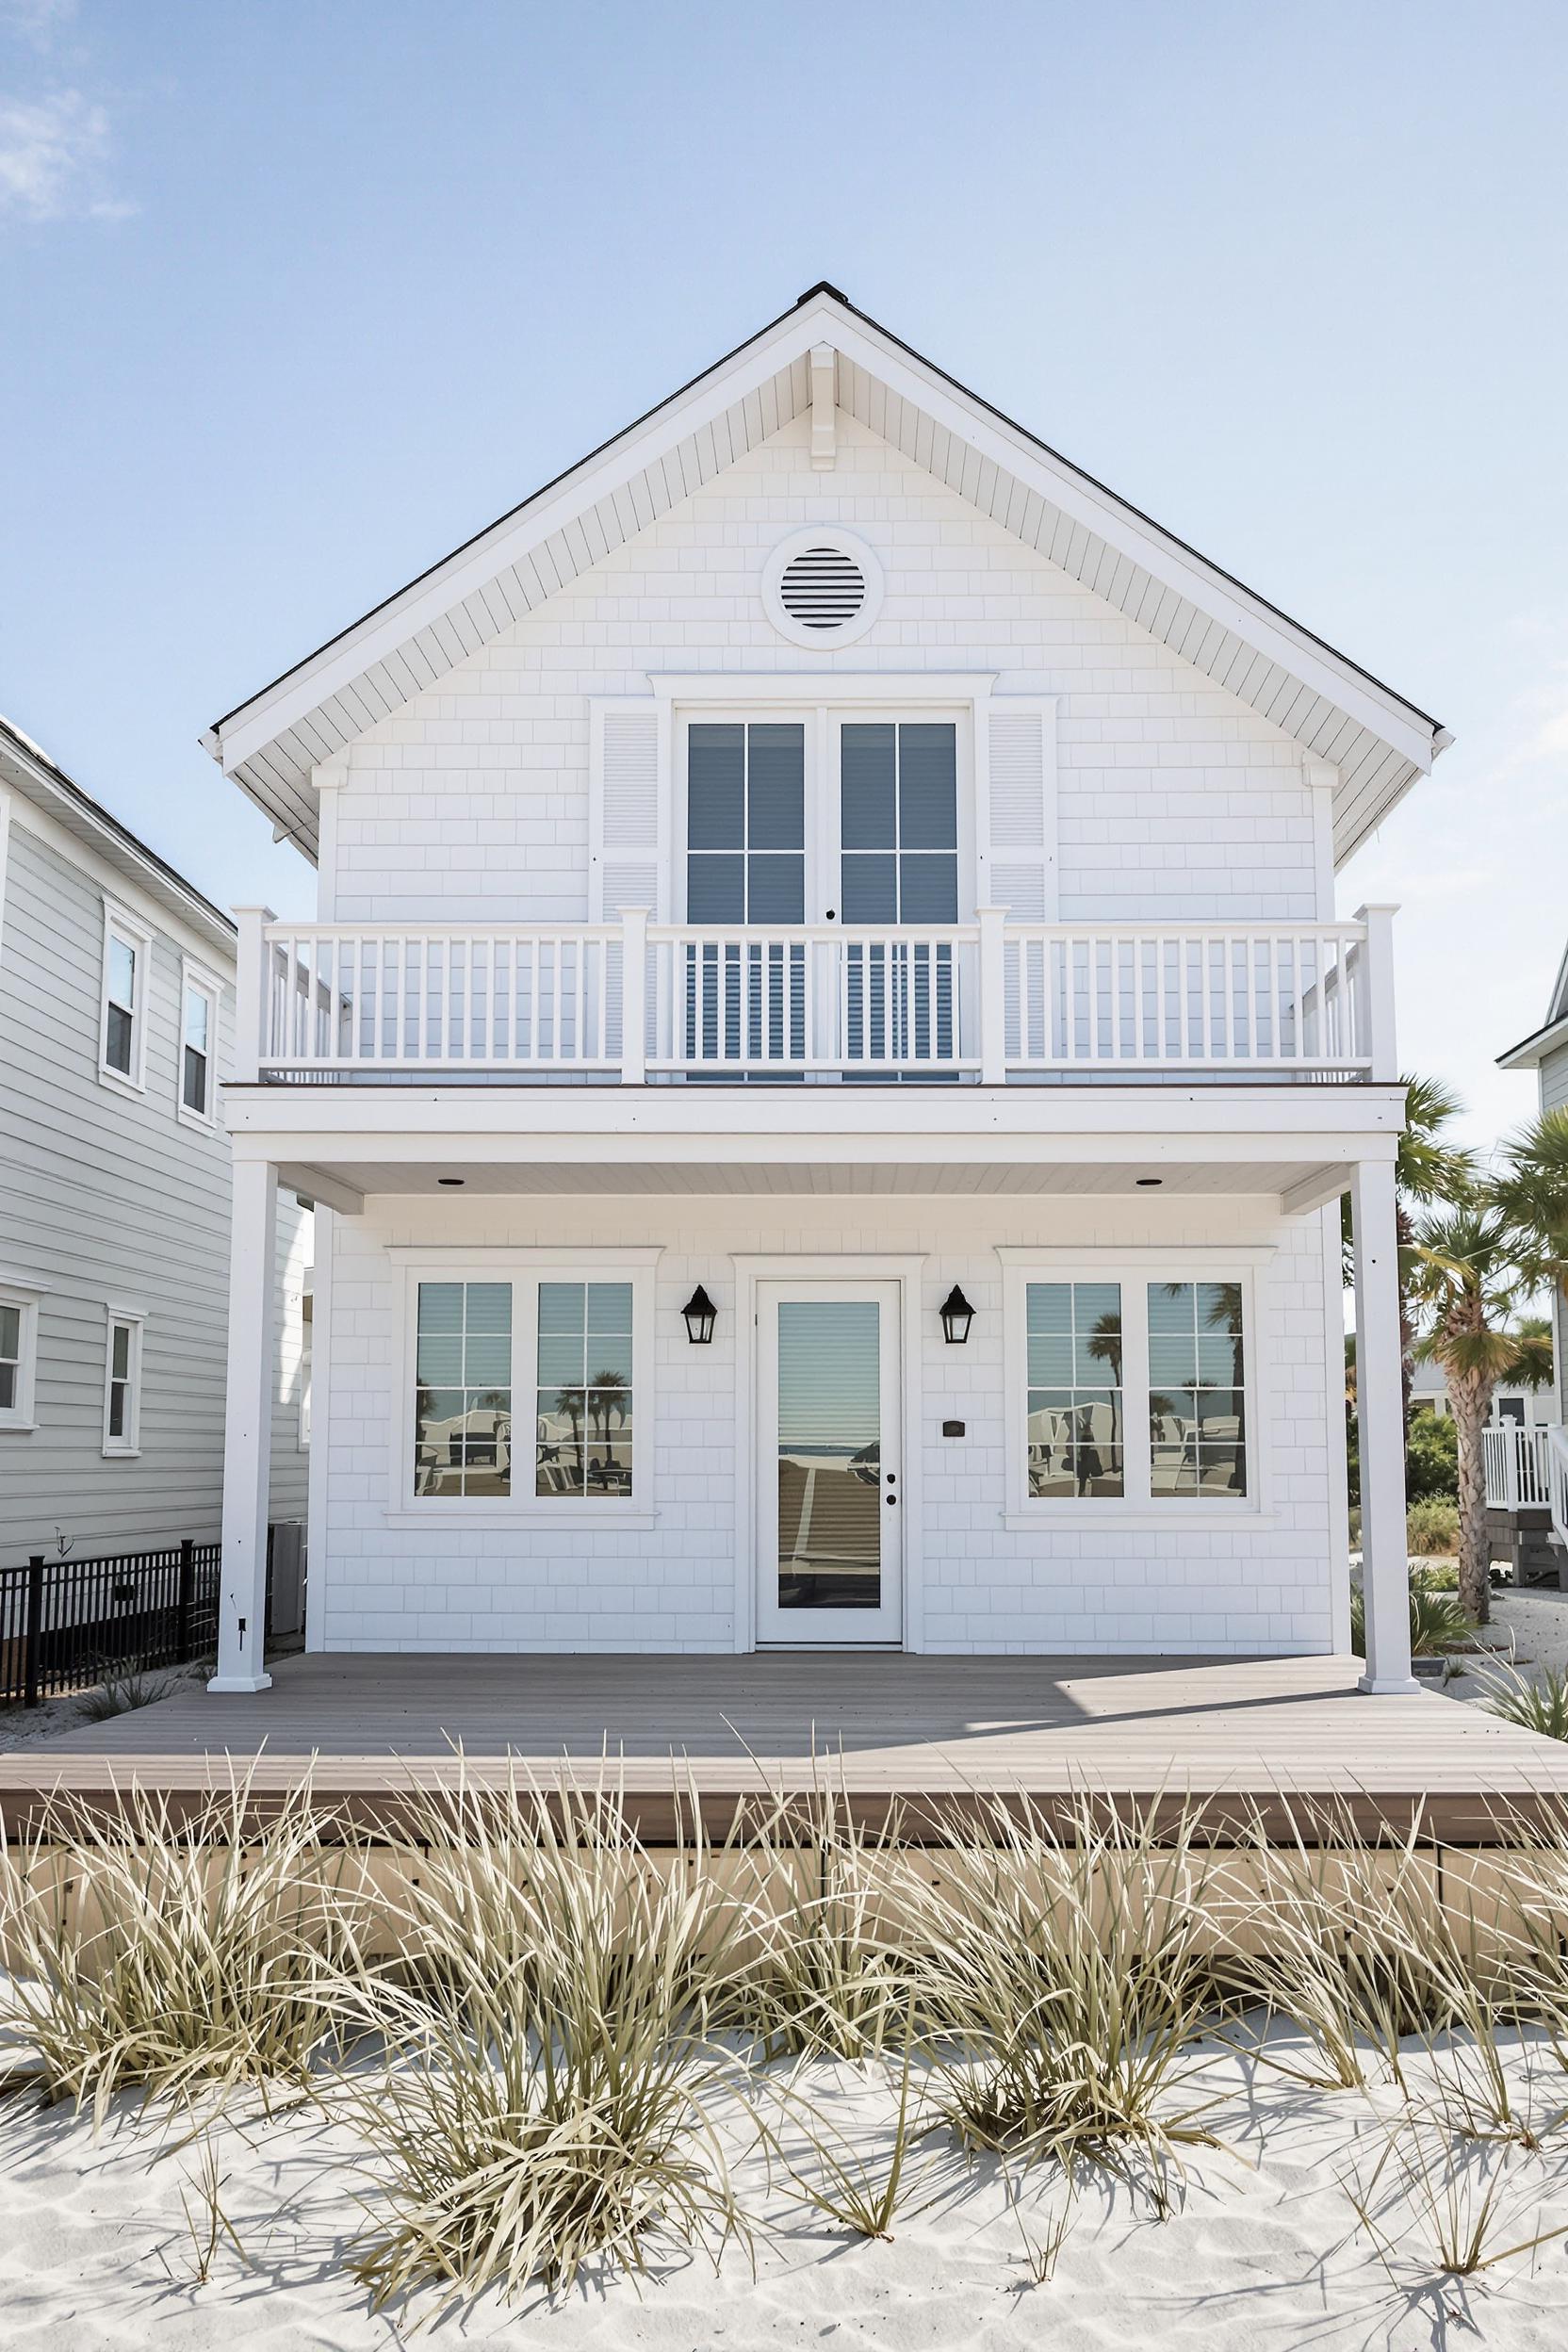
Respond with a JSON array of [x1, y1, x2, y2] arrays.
[[1493, 1108, 1568, 1402], [1406, 1202, 1545, 1623], [1343, 1076, 1478, 1430]]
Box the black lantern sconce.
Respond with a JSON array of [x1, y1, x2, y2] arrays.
[[939, 1284, 975, 1346], [681, 1284, 718, 1346]]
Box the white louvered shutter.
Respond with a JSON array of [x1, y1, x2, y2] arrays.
[[588, 699, 665, 920], [983, 698, 1058, 919]]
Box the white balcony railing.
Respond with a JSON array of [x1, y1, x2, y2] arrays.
[[235, 906, 1394, 1086], [1484, 1420, 1568, 1555], [1482, 1422, 1558, 1511]]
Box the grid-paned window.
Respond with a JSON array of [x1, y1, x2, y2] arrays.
[[182, 977, 215, 1116], [414, 1282, 513, 1497], [686, 723, 806, 923], [535, 1282, 633, 1498], [103, 1315, 141, 1452], [1026, 1282, 1123, 1497], [0, 1301, 24, 1418], [104, 930, 139, 1076], [840, 723, 958, 923], [1148, 1281, 1247, 1498]]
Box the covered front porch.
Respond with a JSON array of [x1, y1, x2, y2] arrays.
[[8, 1649, 1568, 1842]]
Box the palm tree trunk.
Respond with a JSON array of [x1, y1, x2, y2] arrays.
[[1449, 1374, 1494, 1625], [1396, 1201, 1415, 1436]]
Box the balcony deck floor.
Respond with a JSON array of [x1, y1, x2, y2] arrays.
[[6, 1651, 1568, 1842]]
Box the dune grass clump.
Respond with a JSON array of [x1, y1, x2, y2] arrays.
[[1478, 1664, 1568, 1744], [908, 1798, 1223, 2189], [336, 1772, 757, 2309], [0, 1776, 354, 2124], [727, 1786, 926, 2060]]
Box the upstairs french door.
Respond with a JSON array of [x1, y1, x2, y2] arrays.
[[678, 713, 964, 1070]]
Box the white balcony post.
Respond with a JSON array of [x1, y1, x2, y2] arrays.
[[1351, 1155, 1416, 1692], [619, 907, 647, 1084], [1353, 903, 1399, 1082], [976, 906, 1006, 1086], [231, 904, 275, 1086], [210, 1157, 278, 1693]]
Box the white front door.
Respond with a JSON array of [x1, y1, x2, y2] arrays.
[[756, 1280, 904, 1645]]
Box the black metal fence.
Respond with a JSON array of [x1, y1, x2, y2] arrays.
[[0, 1540, 220, 1708]]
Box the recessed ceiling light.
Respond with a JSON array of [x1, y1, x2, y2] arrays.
[[438, 1177, 465, 1187], [1136, 1177, 1163, 1188]]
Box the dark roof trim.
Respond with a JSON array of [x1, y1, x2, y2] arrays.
[[1498, 1010, 1568, 1070], [210, 281, 1446, 746], [0, 714, 235, 938]]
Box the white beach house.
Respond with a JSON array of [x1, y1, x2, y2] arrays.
[[201, 286, 1446, 1696]]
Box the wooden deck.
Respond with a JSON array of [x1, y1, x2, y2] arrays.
[[7, 1652, 1568, 1842]]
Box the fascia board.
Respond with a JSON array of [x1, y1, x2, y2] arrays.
[[210, 302, 839, 776], [1497, 1012, 1568, 1070], [823, 314, 1440, 775]]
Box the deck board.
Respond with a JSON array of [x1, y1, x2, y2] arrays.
[[5, 1652, 1568, 1841]]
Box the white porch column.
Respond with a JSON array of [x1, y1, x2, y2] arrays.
[[1350, 1155, 1416, 1693], [210, 1157, 278, 1692]]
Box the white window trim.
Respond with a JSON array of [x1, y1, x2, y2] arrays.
[[101, 1303, 146, 1458], [176, 957, 224, 1131], [389, 1248, 661, 1527], [99, 898, 154, 1096], [0, 1279, 42, 1432], [997, 1246, 1274, 1531]]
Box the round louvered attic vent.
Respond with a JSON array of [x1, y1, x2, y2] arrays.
[[762, 528, 884, 649]]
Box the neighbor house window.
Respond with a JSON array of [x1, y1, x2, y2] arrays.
[[100, 906, 152, 1088], [1148, 1281, 1247, 1499], [102, 1311, 144, 1455], [414, 1282, 512, 1497], [0, 1291, 40, 1430], [535, 1282, 633, 1499], [179, 964, 220, 1121], [1025, 1282, 1123, 1497]]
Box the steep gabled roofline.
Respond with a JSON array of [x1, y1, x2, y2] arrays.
[[0, 713, 236, 955], [204, 285, 1450, 865], [209, 280, 1446, 748]]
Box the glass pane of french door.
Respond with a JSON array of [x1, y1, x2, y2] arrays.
[[776, 1299, 882, 1611]]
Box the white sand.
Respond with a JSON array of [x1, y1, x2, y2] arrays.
[[5, 2025, 1568, 2348]]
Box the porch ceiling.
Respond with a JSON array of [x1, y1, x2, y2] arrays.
[[276, 1155, 1348, 1202]]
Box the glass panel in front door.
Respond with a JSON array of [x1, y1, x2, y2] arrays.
[[776, 1299, 882, 1611]]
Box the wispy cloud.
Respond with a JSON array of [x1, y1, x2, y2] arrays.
[[1, 0, 77, 47], [0, 85, 129, 219], [0, 1, 134, 222]]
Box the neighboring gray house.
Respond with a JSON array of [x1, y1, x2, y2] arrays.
[[1500, 945, 1568, 1428], [0, 715, 310, 1576]]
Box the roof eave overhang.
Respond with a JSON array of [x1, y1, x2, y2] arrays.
[[1, 722, 236, 958], [1498, 1013, 1568, 1071]]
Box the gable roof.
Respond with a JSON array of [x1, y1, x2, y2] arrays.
[[1498, 939, 1568, 1071], [1, 713, 236, 959], [204, 283, 1450, 866]]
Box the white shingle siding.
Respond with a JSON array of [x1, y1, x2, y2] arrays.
[[317, 1198, 1335, 1658], [329, 416, 1318, 927]]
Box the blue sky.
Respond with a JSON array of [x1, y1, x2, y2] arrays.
[[2, 0, 1564, 1142]]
